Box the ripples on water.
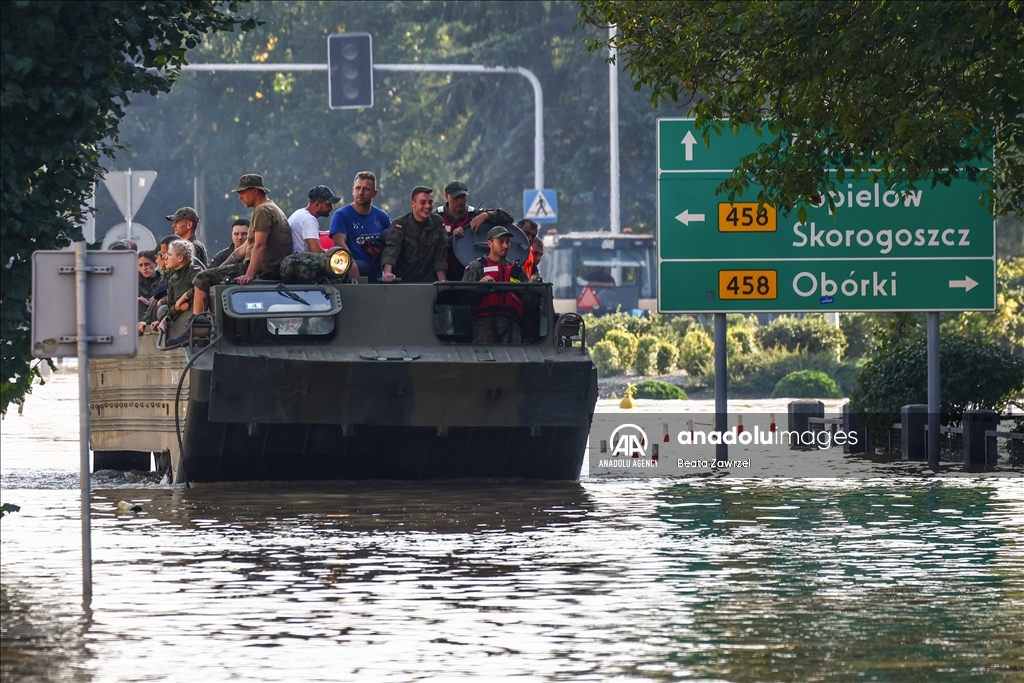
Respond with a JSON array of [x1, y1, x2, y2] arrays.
[[2, 479, 1022, 682], [2, 372, 1023, 681]]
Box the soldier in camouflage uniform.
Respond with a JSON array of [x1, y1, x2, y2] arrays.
[[380, 186, 449, 283]]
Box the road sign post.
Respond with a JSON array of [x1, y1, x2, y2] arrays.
[[657, 118, 996, 468], [32, 248, 138, 606]]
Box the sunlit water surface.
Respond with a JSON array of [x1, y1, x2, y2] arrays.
[[2, 370, 1022, 682]]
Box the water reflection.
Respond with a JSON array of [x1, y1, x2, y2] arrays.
[[2, 480, 1022, 681]]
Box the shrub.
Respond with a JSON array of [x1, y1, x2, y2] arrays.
[[604, 329, 639, 370], [728, 346, 860, 397], [583, 311, 652, 345], [727, 314, 761, 356], [634, 335, 660, 376], [771, 370, 842, 399], [632, 380, 687, 400], [655, 340, 679, 374], [850, 335, 1024, 443], [678, 327, 714, 377], [590, 341, 623, 376], [759, 314, 848, 358]]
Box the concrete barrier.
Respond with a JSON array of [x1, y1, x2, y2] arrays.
[[900, 404, 928, 461], [788, 400, 824, 450], [963, 410, 998, 472], [842, 403, 868, 454]]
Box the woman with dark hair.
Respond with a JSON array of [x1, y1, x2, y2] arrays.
[[137, 250, 161, 320]]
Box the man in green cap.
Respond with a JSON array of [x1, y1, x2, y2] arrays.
[[461, 225, 528, 343], [192, 174, 293, 314], [436, 180, 514, 281], [166, 206, 209, 265]]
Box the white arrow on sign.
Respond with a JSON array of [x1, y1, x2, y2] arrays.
[[948, 276, 978, 292], [681, 130, 697, 161], [674, 209, 706, 226]]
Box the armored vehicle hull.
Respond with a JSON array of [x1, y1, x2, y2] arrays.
[[167, 281, 596, 482]]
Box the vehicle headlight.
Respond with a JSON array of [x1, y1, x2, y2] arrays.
[[326, 247, 352, 276]]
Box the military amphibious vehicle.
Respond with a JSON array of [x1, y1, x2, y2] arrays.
[[92, 243, 597, 483]]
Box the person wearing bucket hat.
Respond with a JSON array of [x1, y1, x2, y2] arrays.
[[436, 180, 515, 281], [191, 174, 293, 314], [166, 206, 208, 265], [288, 185, 341, 254], [461, 224, 529, 344]]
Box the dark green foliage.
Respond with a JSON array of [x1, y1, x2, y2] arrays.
[[759, 314, 848, 358], [632, 380, 687, 400], [1, 502, 21, 519], [850, 335, 1024, 441], [0, 1, 255, 413], [771, 370, 842, 399], [580, 1, 1024, 219], [728, 347, 860, 397]]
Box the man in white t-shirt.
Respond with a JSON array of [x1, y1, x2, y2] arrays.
[[288, 185, 341, 253]]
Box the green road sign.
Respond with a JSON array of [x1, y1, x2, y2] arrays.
[[658, 173, 994, 260], [657, 118, 996, 313], [659, 258, 996, 313], [658, 119, 766, 172]]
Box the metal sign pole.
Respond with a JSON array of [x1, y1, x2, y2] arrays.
[[714, 313, 728, 461], [927, 312, 940, 470], [75, 240, 93, 605]]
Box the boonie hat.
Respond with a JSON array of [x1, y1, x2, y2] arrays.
[[444, 180, 469, 197], [232, 174, 271, 195], [166, 206, 199, 223], [487, 225, 512, 240], [308, 185, 342, 204]]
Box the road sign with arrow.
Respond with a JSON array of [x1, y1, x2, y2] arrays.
[[656, 118, 995, 313]]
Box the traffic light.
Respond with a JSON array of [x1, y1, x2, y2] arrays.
[[328, 33, 373, 109]]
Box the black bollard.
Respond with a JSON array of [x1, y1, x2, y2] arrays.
[[901, 404, 928, 461], [842, 403, 868, 454], [963, 410, 999, 472], [788, 400, 824, 450]]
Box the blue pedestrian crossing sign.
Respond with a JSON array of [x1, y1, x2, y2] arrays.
[[523, 189, 557, 224]]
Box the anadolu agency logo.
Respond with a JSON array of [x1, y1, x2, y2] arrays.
[[597, 423, 660, 468]]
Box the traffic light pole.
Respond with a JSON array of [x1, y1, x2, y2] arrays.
[[180, 62, 545, 190]]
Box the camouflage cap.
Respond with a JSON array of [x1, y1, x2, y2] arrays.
[[232, 174, 270, 195], [308, 185, 342, 204], [166, 206, 199, 223], [444, 180, 469, 197], [487, 225, 512, 240]]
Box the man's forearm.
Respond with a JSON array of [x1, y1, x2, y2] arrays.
[[224, 244, 246, 265], [246, 244, 266, 278]]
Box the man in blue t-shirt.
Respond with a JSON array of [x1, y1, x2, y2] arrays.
[[329, 171, 391, 283]]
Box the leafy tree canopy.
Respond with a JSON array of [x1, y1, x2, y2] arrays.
[[579, 0, 1024, 220], [0, 1, 257, 413]]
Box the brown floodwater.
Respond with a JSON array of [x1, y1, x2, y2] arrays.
[[2, 369, 1022, 682]]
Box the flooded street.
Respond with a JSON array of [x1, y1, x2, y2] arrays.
[[2, 369, 1023, 682]]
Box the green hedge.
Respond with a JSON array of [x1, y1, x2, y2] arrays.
[[632, 380, 687, 400], [759, 314, 848, 358], [771, 370, 842, 398], [850, 335, 1024, 441]]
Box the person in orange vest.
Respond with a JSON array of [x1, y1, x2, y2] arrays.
[[462, 225, 528, 343]]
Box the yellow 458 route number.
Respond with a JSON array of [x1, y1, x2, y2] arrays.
[[719, 270, 778, 300]]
